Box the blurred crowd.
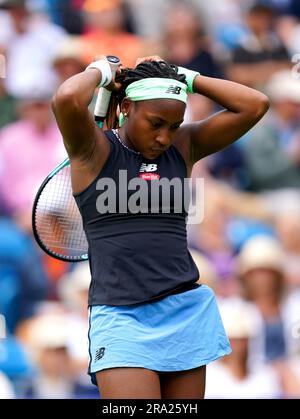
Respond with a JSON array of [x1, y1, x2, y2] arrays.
[[0, 0, 300, 399]]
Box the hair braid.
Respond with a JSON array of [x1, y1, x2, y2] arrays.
[[106, 61, 187, 129]]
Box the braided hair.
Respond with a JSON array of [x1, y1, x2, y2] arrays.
[[106, 61, 187, 129]]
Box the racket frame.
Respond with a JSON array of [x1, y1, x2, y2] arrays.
[[32, 55, 120, 262], [32, 157, 89, 262]]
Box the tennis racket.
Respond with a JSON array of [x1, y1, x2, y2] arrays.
[[32, 55, 120, 262]]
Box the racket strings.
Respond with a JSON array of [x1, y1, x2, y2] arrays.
[[34, 165, 88, 259]]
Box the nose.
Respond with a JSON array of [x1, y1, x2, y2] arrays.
[[155, 131, 171, 148]]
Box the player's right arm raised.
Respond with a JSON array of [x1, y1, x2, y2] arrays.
[[52, 56, 119, 159], [52, 68, 104, 160], [51, 58, 119, 194]]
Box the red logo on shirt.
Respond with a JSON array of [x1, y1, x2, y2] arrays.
[[139, 173, 160, 180], [139, 163, 160, 180]]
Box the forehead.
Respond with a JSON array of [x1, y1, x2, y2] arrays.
[[135, 99, 186, 121]]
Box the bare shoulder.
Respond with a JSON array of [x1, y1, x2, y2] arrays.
[[70, 127, 111, 195]]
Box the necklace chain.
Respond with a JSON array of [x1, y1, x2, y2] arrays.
[[112, 129, 140, 155]]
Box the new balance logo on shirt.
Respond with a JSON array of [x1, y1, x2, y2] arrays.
[[139, 163, 160, 180], [139, 163, 158, 173]]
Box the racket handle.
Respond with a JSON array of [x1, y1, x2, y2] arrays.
[[94, 55, 120, 124]]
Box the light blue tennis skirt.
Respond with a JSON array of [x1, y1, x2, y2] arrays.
[[88, 284, 231, 385]]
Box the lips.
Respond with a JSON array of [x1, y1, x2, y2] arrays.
[[150, 148, 165, 153]]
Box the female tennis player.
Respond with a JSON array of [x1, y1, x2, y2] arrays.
[[52, 55, 269, 399]]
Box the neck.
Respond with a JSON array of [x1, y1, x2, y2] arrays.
[[116, 128, 139, 153], [32, 121, 51, 135], [255, 297, 280, 318]]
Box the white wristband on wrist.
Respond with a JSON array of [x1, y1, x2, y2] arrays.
[[177, 66, 200, 94], [85, 59, 113, 87]]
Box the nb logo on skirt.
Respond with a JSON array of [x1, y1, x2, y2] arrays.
[[95, 347, 106, 361]]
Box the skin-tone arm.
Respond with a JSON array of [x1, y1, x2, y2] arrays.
[[135, 56, 270, 169], [175, 74, 270, 167], [52, 69, 104, 159], [51, 59, 120, 193]]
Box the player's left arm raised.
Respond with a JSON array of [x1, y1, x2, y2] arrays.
[[178, 75, 270, 165]]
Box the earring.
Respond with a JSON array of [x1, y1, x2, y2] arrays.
[[124, 113, 128, 117]]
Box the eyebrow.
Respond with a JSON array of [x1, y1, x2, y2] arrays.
[[148, 116, 184, 125]]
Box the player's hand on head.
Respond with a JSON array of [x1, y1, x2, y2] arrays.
[[93, 55, 123, 92], [135, 55, 165, 66], [106, 65, 123, 92], [94, 54, 108, 61]]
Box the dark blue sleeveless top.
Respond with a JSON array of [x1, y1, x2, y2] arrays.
[[74, 130, 199, 306]]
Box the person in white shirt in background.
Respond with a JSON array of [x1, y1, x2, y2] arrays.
[[0, 314, 15, 399], [0, 372, 15, 399], [57, 263, 92, 391], [21, 312, 76, 399], [0, 0, 67, 97], [205, 298, 282, 399], [237, 236, 300, 366], [212, 235, 300, 398]]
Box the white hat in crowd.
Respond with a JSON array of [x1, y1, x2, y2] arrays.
[[219, 298, 258, 339], [237, 235, 284, 276], [14, 73, 56, 102], [27, 314, 69, 350], [58, 263, 91, 310], [52, 36, 83, 66], [266, 70, 300, 104]]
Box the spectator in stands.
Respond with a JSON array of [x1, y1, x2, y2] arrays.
[[205, 298, 282, 398], [22, 312, 77, 399], [58, 263, 99, 398], [0, 0, 67, 97], [0, 312, 33, 397], [242, 70, 300, 191], [0, 314, 15, 399], [0, 80, 66, 230], [188, 177, 237, 284], [228, 2, 291, 88], [237, 235, 300, 363], [0, 0, 299, 400], [276, 211, 300, 289], [79, 0, 147, 68], [193, 0, 250, 51], [205, 143, 247, 190], [262, 192, 300, 290], [0, 48, 18, 128], [0, 372, 15, 398], [46, 0, 84, 35], [161, 2, 223, 127], [0, 213, 48, 334], [162, 1, 223, 78], [52, 36, 85, 84]]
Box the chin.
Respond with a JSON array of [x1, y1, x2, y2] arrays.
[[142, 151, 162, 160]]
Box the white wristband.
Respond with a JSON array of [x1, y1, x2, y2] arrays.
[[177, 66, 200, 93], [85, 59, 113, 87]]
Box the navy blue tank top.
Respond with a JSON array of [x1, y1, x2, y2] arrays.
[[74, 130, 199, 306]]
